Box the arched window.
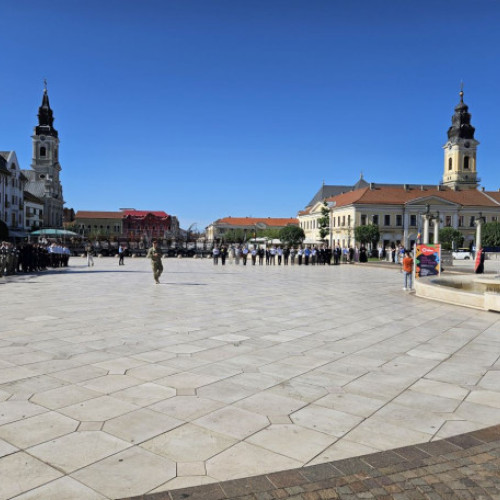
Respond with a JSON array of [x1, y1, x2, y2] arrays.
[[40, 146, 46, 157], [448, 158, 452, 171], [464, 156, 470, 169]]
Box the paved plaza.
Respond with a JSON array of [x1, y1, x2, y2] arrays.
[[1, 257, 500, 499]]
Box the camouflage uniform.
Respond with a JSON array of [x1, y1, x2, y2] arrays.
[[146, 244, 163, 284]]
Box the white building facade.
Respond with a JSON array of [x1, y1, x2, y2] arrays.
[[0, 151, 26, 234]]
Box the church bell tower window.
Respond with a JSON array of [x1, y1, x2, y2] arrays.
[[448, 157, 452, 170], [40, 146, 46, 157], [464, 156, 469, 169]]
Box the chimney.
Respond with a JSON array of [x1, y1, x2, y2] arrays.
[[481, 187, 485, 192], [421, 185, 425, 191], [369, 183, 374, 190], [436, 185, 441, 191], [403, 184, 409, 191]]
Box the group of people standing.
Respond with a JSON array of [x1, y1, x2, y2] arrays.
[[0, 241, 70, 276], [211, 244, 370, 266]]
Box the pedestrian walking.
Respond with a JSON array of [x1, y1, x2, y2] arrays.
[[213, 246, 220, 265], [118, 244, 125, 265], [146, 240, 163, 284], [86, 243, 94, 267]]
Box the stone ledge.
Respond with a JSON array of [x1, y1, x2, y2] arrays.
[[120, 424, 500, 500]]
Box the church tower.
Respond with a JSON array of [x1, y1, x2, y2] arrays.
[[30, 82, 64, 227], [441, 86, 479, 190]]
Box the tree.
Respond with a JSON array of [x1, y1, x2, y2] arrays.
[[220, 228, 246, 244], [279, 225, 305, 246], [317, 201, 330, 244], [439, 227, 464, 250], [482, 221, 500, 247], [354, 224, 379, 247], [260, 228, 281, 241]]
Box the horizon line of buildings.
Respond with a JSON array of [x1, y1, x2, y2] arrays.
[[2, 87, 499, 250]]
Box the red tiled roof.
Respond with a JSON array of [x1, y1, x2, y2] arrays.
[[122, 210, 169, 218], [325, 187, 500, 208], [484, 191, 500, 204], [215, 217, 298, 227], [75, 210, 170, 219], [75, 211, 123, 219]]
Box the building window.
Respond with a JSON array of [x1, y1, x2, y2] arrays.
[[492, 216, 497, 222], [458, 216, 464, 227], [360, 214, 367, 226], [448, 157, 452, 170], [396, 215, 402, 226], [464, 156, 470, 169], [40, 147, 46, 157], [372, 215, 379, 225], [445, 216, 452, 227], [384, 215, 391, 226], [342, 216, 345, 226], [410, 215, 417, 227], [470, 216, 475, 227]]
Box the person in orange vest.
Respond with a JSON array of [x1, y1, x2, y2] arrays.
[[402, 251, 414, 291]]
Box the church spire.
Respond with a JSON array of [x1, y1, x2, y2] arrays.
[[442, 85, 479, 190], [447, 84, 475, 141], [36, 81, 58, 138]]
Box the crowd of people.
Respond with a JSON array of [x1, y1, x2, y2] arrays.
[[0, 241, 71, 276], [211, 244, 374, 266]]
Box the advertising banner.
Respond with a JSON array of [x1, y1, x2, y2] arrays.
[[415, 244, 441, 278]]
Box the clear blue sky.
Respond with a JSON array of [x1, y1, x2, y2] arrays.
[[1, 1, 500, 230]]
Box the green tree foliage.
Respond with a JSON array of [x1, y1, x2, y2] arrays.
[[220, 228, 246, 243], [439, 227, 464, 250], [260, 228, 281, 240], [482, 221, 500, 247], [279, 225, 305, 246], [354, 224, 380, 246], [317, 201, 330, 243]]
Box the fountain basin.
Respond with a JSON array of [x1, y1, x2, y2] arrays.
[[415, 275, 500, 312]]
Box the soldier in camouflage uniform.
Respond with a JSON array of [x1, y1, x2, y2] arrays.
[[146, 240, 163, 284]]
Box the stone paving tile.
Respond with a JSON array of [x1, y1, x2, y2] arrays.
[[3, 259, 500, 499], [118, 425, 500, 497]]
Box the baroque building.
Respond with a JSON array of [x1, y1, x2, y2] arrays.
[[0, 151, 27, 235], [206, 217, 299, 243], [298, 89, 500, 249], [74, 209, 179, 241], [442, 87, 479, 190], [23, 84, 64, 228]]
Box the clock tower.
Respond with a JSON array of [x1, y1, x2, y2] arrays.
[[30, 82, 64, 228], [441, 87, 479, 190]]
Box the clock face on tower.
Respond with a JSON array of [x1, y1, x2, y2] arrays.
[[464, 142, 470, 148]]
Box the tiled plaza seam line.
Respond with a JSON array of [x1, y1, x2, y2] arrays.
[[20, 271, 469, 490], [301, 306, 495, 465], [2, 263, 494, 498]]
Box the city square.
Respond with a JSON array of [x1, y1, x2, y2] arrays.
[[1, 257, 500, 498]]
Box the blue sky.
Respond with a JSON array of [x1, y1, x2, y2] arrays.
[[1, 1, 500, 230]]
